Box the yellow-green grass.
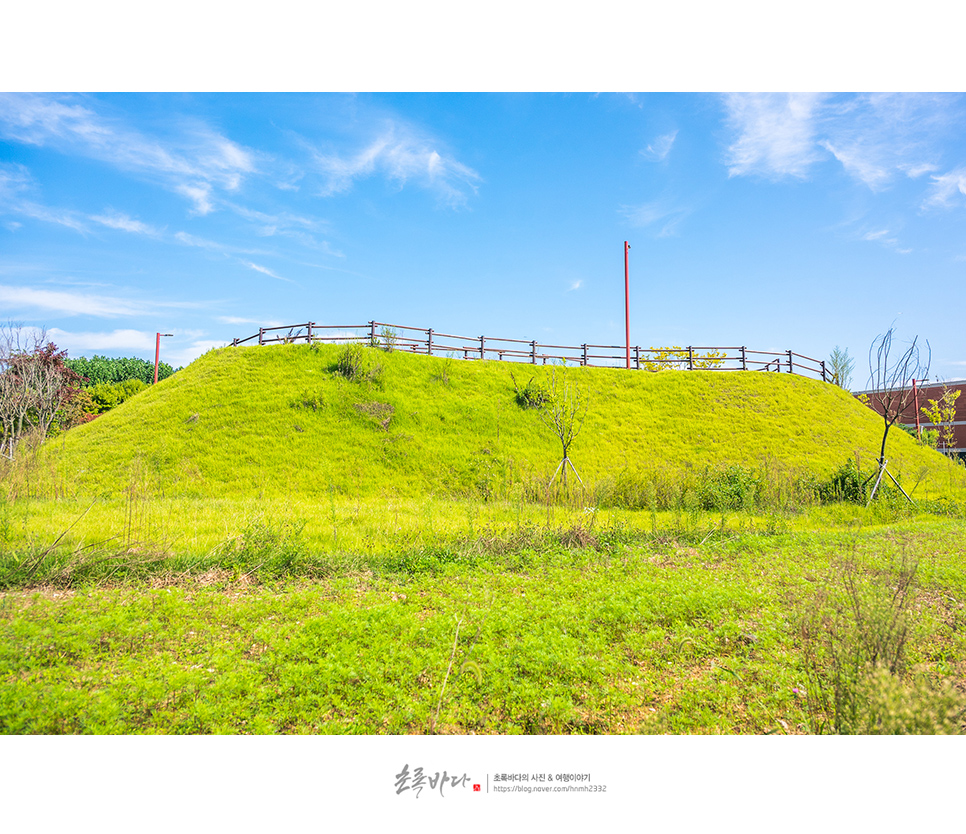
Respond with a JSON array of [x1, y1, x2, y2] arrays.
[[17, 342, 966, 503]]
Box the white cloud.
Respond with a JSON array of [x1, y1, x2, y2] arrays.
[[621, 200, 691, 237], [0, 284, 146, 317], [0, 93, 256, 214], [722, 93, 958, 190], [90, 211, 161, 236], [641, 130, 678, 162], [312, 120, 481, 206], [176, 183, 214, 215], [723, 93, 826, 179], [568, 280, 582, 292], [217, 315, 284, 327], [49, 327, 156, 351], [923, 167, 966, 209], [242, 261, 293, 283]]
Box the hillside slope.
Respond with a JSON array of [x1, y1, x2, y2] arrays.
[[38, 343, 962, 501]]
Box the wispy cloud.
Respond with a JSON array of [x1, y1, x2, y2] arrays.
[[641, 130, 678, 162], [0, 284, 148, 317], [217, 315, 284, 327], [860, 228, 911, 254], [311, 120, 481, 207], [0, 283, 203, 318], [621, 200, 692, 237], [723, 93, 826, 179], [922, 167, 966, 209], [722, 92, 961, 194], [0, 93, 256, 214], [567, 279, 583, 292], [89, 211, 162, 236], [48, 327, 156, 351], [241, 261, 293, 283]]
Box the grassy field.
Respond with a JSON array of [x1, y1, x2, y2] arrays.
[[2, 343, 965, 734]]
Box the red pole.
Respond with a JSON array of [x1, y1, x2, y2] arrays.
[[624, 241, 631, 370], [154, 332, 161, 384], [913, 378, 921, 439]]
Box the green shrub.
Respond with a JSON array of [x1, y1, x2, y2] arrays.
[[88, 379, 147, 413], [334, 344, 383, 385], [817, 458, 867, 504], [65, 355, 177, 386], [510, 372, 548, 409]]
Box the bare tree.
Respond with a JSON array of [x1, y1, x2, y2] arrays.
[[865, 327, 930, 501], [538, 367, 586, 488]]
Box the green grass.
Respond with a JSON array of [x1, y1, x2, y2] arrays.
[[2, 511, 963, 734], [2, 343, 965, 734]]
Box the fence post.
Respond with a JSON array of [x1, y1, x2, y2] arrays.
[[821, 359, 826, 382], [581, 344, 588, 366], [428, 328, 433, 356], [307, 322, 313, 342], [480, 336, 485, 360], [741, 346, 747, 370], [688, 346, 694, 371], [786, 350, 792, 373], [232, 338, 238, 347], [369, 321, 376, 345], [531, 340, 537, 364], [634, 346, 640, 370], [259, 328, 264, 346]]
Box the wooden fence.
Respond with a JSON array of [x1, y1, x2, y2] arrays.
[[231, 320, 829, 382]]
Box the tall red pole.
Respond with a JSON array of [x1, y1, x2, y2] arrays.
[[154, 332, 161, 384], [913, 378, 921, 439], [624, 241, 631, 370]]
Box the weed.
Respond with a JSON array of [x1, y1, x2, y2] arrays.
[[799, 551, 964, 733]]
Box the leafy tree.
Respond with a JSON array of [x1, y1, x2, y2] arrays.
[[64, 355, 176, 386], [921, 385, 961, 457], [0, 326, 85, 456], [642, 346, 725, 371], [828, 346, 855, 390]]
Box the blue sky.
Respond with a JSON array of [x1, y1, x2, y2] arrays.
[[2, 91, 965, 383]]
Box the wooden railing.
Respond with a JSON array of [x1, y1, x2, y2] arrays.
[[231, 320, 829, 382]]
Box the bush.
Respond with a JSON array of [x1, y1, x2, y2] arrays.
[[334, 344, 383, 384], [65, 355, 177, 385], [510, 373, 548, 409], [817, 458, 867, 504]]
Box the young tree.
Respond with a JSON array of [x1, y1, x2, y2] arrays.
[[828, 346, 855, 390], [921, 385, 961, 457], [865, 327, 930, 501], [538, 367, 586, 488]]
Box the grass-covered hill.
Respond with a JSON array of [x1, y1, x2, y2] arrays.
[[36, 342, 963, 502]]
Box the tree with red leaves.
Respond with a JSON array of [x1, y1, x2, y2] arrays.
[[1, 326, 85, 458]]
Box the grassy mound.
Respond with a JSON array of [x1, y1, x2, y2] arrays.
[[25, 342, 964, 502]]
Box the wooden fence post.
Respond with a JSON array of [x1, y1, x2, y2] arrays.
[[428, 328, 433, 356], [821, 359, 826, 382], [581, 344, 588, 366], [787, 350, 793, 373], [369, 321, 376, 345], [258, 328, 264, 346], [688, 346, 694, 371], [307, 322, 313, 342], [634, 346, 640, 370], [741, 346, 747, 370], [232, 338, 238, 347], [480, 336, 485, 360], [531, 340, 537, 364]]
